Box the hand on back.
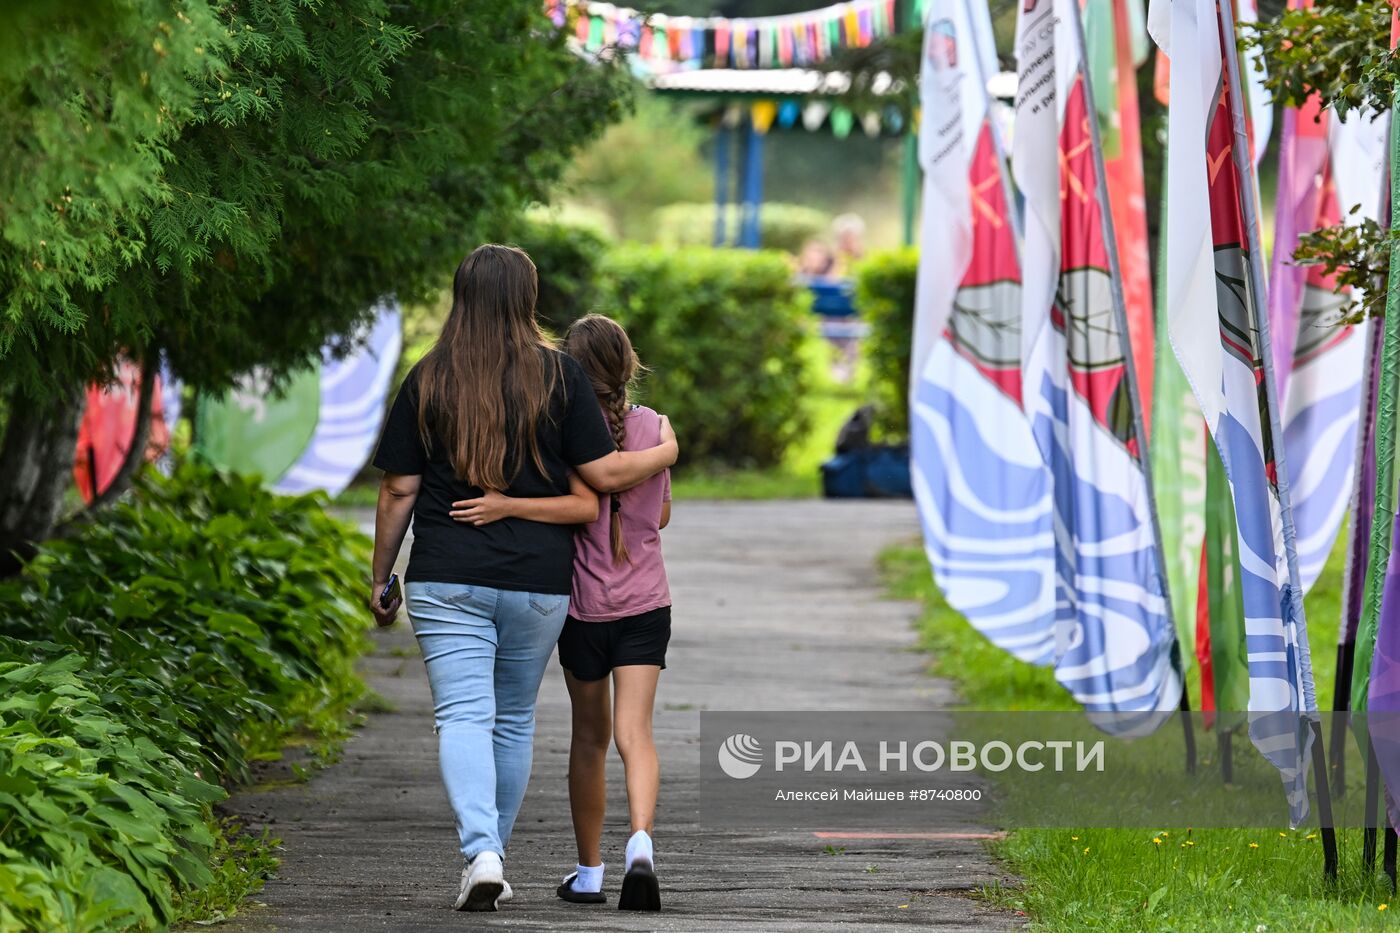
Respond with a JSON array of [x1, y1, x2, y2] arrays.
[[451, 489, 514, 526]]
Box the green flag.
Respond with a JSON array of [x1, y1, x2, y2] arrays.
[[1204, 441, 1250, 716], [1151, 184, 1206, 664], [1351, 101, 1400, 714], [195, 364, 321, 483]]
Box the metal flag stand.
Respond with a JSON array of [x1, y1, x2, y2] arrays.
[[1067, 0, 1196, 775], [1217, 0, 1338, 882]]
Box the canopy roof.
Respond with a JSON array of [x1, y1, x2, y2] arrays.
[[649, 67, 897, 98]]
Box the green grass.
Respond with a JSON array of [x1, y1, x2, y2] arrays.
[[172, 818, 280, 927], [881, 531, 1400, 931]]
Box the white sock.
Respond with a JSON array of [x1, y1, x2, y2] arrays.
[[625, 830, 654, 870], [571, 862, 604, 893]]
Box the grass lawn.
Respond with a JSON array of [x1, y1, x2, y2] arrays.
[[881, 533, 1400, 931]]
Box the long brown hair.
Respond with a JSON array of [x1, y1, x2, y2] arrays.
[[564, 314, 644, 564], [416, 245, 559, 489]]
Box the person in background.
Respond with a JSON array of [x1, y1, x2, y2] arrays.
[[832, 213, 867, 275], [795, 238, 837, 280], [369, 245, 677, 912]]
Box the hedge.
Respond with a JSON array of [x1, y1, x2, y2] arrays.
[[854, 247, 918, 440], [651, 202, 831, 254], [509, 219, 610, 335], [0, 463, 369, 931], [599, 246, 813, 467]]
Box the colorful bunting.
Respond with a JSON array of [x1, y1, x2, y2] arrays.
[[558, 0, 898, 72]]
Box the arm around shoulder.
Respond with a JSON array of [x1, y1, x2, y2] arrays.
[[575, 415, 678, 493]]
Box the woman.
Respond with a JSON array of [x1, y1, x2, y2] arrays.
[[367, 245, 677, 912]]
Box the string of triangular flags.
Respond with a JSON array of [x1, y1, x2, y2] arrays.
[[547, 0, 902, 70]]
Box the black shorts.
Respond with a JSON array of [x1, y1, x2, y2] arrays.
[[557, 606, 671, 682]]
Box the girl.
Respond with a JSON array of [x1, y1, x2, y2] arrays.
[[369, 247, 677, 912], [449, 313, 671, 912]]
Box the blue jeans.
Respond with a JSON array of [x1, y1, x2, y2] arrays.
[[406, 581, 569, 861]]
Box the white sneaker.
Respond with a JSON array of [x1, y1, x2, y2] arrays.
[[454, 852, 505, 911], [497, 880, 513, 907]]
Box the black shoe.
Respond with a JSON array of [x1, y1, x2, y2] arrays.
[[618, 859, 661, 912], [557, 872, 607, 905]]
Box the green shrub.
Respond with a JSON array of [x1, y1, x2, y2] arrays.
[[599, 246, 812, 467], [651, 202, 832, 254], [0, 462, 370, 931], [854, 248, 918, 439], [509, 219, 610, 334], [0, 643, 224, 932]]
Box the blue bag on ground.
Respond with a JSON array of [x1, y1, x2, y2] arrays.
[[821, 446, 912, 499]]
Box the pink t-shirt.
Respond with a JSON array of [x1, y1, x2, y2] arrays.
[[569, 405, 671, 622]]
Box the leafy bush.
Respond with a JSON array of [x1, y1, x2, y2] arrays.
[[600, 246, 813, 467], [854, 248, 918, 439], [509, 219, 610, 334], [0, 642, 223, 932], [0, 462, 369, 931], [651, 202, 832, 254]]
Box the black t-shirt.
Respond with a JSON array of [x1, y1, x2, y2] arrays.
[[372, 350, 616, 595]]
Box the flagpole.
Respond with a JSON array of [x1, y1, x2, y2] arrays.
[[1067, 0, 1195, 772], [1218, 0, 1338, 881]]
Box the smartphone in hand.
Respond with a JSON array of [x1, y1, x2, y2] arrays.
[[379, 573, 402, 610]]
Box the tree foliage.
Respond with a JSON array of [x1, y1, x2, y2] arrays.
[[0, 0, 630, 549], [1242, 1, 1395, 318], [1242, 0, 1394, 118], [2, 0, 630, 397], [564, 95, 712, 241]]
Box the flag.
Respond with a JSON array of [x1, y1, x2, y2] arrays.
[[1343, 329, 1385, 659], [1278, 175, 1370, 590], [1268, 12, 1382, 592], [73, 359, 170, 502], [1150, 0, 1318, 821], [196, 364, 321, 483], [275, 303, 403, 496], [911, 0, 1057, 664], [1084, 0, 1155, 422], [1150, 178, 1208, 667], [1199, 441, 1250, 720], [1015, 0, 1181, 717], [1235, 0, 1273, 164], [1353, 0, 1400, 782], [911, 0, 991, 382]]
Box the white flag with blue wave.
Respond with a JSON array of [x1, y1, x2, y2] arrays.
[[1013, 0, 1182, 720], [276, 301, 403, 496], [1150, 0, 1318, 823], [1278, 111, 1386, 590], [910, 0, 1057, 665]]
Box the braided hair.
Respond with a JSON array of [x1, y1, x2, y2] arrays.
[[563, 314, 645, 564]]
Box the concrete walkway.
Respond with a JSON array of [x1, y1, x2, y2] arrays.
[[224, 501, 1018, 931]]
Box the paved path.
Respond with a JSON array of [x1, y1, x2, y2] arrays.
[[224, 501, 1018, 931]]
